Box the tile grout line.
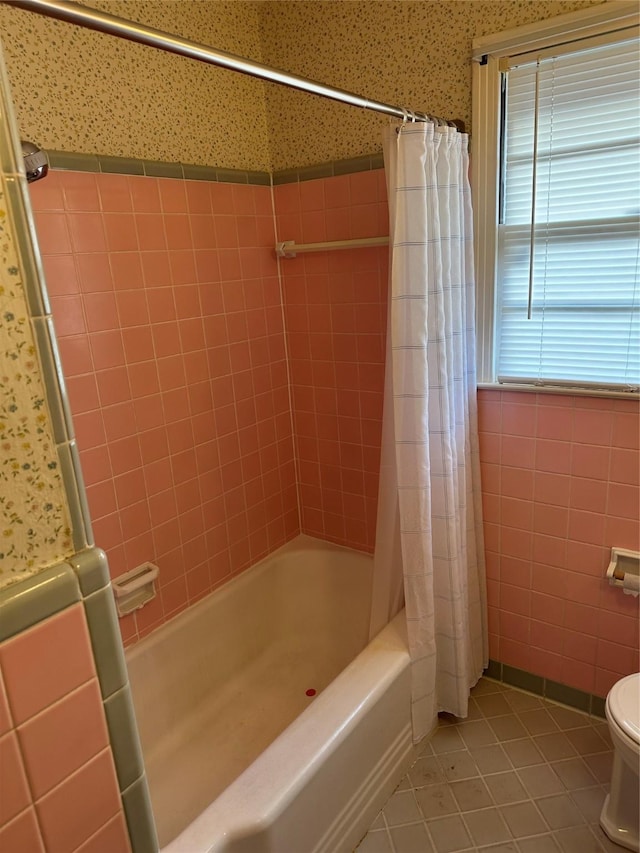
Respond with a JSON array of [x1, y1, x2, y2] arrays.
[[361, 679, 614, 853]]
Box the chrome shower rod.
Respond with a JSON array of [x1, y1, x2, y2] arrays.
[[6, 0, 454, 125]]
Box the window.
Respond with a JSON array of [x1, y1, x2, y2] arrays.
[[472, 4, 640, 394]]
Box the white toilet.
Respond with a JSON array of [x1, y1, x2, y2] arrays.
[[600, 672, 640, 852]]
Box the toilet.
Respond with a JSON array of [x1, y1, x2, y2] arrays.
[[600, 672, 640, 852]]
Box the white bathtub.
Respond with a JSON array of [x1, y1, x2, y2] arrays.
[[126, 535, 413, 853]]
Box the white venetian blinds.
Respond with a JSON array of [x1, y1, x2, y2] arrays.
[[497, 36, 640, 390]]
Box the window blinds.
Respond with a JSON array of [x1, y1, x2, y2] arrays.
[[497, 37, 640, 391]]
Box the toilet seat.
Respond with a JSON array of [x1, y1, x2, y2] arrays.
[[607, 673, 640, 747]]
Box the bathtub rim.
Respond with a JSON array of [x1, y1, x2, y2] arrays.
[[161, 608, 410, 853]]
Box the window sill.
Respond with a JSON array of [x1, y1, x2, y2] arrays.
[[476, 382, 639, 402]]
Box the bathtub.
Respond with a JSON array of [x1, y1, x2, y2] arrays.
[[126, 535, 413, 853]]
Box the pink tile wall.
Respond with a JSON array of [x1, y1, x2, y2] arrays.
[[274, 171, 389, 551], [275, 166, 638, 697], [479, 390, 640, 697], [0, 604, 130, 852], [30, 164, 639, 698], [31, 171, 299, 644]]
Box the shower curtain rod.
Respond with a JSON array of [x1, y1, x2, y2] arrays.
[[6, 0, 460, 128]]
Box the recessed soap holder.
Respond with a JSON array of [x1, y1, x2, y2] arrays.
[[112, 562, 159, 617]]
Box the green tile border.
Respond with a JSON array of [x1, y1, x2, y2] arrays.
[[484, 659, 502, 681], [48, 150, 100, 172], [57, 440, 92, 554], [245, 169, 272, 187], [502, 663, 544, 696], [333, 153, 379, 176], [591, 695, 606, 719], [142, 159, 183, 179], [181, 162, 221, 182], [214, 166, 249, 184], [486, 659, 607, 719], [0, 562, 80, 642], [545, 679, 591, 713], [121, 774, 159, 853], [0, 550, 125, 698], [99, 154, 145, 176], [83, 585, 129, 700], [272, 151, 384, 184], [104, 685, 145, 791], [86, 568, 158, 850], [5, 175, 49, 319], [45, 148, 385, 185], [46, 149, 271, 187], [272, 163, 332, 185], [69, 439, 94, 548], [69, 547, 110, 597], [0, 548, 158, 852], [31, 316, 69, 446], [271, 167, 302, 185]]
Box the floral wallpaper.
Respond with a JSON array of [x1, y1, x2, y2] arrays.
[[260, 0, 603, 170], [0, 0, 601, 172], [0, 175, 72, 585], [0, 0, 271, 171]]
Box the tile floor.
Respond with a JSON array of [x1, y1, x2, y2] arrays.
[[356, 678, 622, 853]]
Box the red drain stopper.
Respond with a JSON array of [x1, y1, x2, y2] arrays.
[[305, 688, 317, 697]]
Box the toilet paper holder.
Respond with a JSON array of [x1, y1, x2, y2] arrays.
[[606, 547, 640, 597]]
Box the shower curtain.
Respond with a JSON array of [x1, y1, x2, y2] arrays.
[[381, 121, 488, 743]]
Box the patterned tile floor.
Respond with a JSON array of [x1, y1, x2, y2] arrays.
[[356, 678, 623, 853]]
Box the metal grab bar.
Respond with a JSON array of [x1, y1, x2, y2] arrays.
[[276, 236, 389, 258]]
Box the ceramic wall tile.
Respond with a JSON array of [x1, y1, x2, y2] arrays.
[[33, 171, 299, 643]]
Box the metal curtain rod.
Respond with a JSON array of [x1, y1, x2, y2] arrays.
[[6, 0, 458, 127]]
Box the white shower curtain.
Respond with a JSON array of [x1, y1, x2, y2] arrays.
[[382, 121, 488, 743]]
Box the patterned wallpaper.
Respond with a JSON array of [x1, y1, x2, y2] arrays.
[[259, 0, 603, 170], [0, 176, 72, 584], [0, 0, 271, 171], [0, 0, 602, 171]]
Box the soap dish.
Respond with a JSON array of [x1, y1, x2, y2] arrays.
[[112, 562, 159, 617]]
